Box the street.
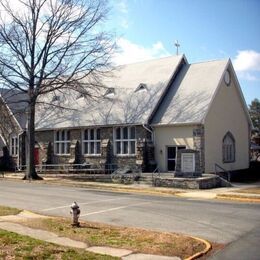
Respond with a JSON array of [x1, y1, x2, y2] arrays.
[[1, 180, 260, 259]]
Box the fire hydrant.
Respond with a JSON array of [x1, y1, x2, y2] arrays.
[[70, 201, 80, 227]]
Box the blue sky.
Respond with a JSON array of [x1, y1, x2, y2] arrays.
[[107, 0, 260, 105]]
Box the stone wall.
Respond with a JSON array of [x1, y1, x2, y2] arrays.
[[175, 149, 202, 177], [193, 125, 205, 173], [154, 175, 231, 189], [35, 125, 155, 171]]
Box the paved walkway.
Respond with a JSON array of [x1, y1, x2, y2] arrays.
[[0, 211, 180, 259]]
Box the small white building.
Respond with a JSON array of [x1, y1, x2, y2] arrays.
[[151, 57, 251, 173]]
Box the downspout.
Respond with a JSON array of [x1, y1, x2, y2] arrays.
[[142, 124, 154, 143]]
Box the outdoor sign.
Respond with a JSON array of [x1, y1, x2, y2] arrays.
[[181, 153, 195, 173]]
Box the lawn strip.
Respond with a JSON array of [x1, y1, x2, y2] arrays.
[[232, 187, 260, 194], [0, 206, 21, 216], [15, 216, 205, 259], [216, 194, 260, 203], [0, 229, 118, 259]]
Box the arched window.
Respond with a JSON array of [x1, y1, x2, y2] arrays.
[[223, 132, 235, 163]]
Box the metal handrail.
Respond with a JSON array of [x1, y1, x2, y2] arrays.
[[214, 163, 231, 182], [16, 163, 118, 174], [152, 166, 161, 186]]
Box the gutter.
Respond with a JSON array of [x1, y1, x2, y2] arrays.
[[142, 124, 154, 143]]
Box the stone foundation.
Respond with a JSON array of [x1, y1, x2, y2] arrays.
[[154, 174, 231, 189]]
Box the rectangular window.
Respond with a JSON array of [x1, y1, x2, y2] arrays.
[[114, 126, 136, 155], [54, 130, 70, 155], [10, 136, 18, 156], [82, 128, 101, 155], [167, 146, 185, 171]]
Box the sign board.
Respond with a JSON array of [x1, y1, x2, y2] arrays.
[[181, 153, 195, 172]]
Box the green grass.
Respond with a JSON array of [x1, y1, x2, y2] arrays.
[[0, 206, 21, 216], [0, 229, 118, 259], [19, 217, 205, 258]]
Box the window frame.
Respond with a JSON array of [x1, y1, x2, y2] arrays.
[[167, 145, 186, 171], [82, 128, 101, 156], [222, 132, 235, 163], [54, 130, 71, 155], [114, 126, 136, 156], [10, 135, 18, 156]]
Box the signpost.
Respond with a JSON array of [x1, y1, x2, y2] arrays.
[[181, 153, 195, 173]]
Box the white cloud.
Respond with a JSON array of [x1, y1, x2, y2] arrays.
[[116, 0, 128, 13], [113, 38, 170, 65], [233, 50, 260, 72], [233, 50, 260, 81], [120, 19, 129, 29], [237, 72, 259, 82]]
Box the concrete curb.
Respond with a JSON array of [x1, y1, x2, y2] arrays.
[[184, 236, 212, 260]]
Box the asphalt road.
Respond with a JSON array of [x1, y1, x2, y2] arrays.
[[0, 180, 260, 259]]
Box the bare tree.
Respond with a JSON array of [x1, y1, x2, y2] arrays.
[[0, 0, 114, 179]]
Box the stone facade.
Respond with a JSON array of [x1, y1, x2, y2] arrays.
[[193, 125, 205, 172], [34, 125, 155, 171], [175, 149, 202, 177], [154, 174, 231, 189]]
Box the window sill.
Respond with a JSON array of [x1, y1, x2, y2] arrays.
[[115, 154, 136, 157], [83, 154, 101, 157]]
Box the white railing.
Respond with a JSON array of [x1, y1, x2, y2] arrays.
[[16, 163, 118, 174]]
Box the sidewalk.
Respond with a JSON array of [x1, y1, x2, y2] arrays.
[[0, 210, 180, 259], [2, 172, 260, 202]]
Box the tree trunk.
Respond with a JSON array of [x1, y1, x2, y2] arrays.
[[23, 100, 43, 180]]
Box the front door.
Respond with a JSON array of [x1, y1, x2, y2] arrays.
[[34, 148, 39, 165], [167, 146, 186, 171]]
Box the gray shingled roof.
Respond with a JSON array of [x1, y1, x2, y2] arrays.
[[35, 55, 184, 130], [151, 59, 229, 125], [0, 135, 5, 148], [0, 88, 28, 129]]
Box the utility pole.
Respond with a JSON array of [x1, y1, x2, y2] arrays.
[[174, 40, 180, 55]]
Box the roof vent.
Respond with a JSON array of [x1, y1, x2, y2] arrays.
[[135, 83, 147, 92], [52, 95, 60, 102], [104, 87, 115, 97], [76, 90, 90, 99]]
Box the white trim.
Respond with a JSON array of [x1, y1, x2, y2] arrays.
[[202, 59, 230, 124], [35, 124, 144, 132], [148, 55, 187, 123], [228, 61, 253, 128], [9, 134, 18, 156], [151, 122, 202, 127], [0, 94, 23, 132], [0, 134, 6, 146], [202, 59, 253, 128]]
